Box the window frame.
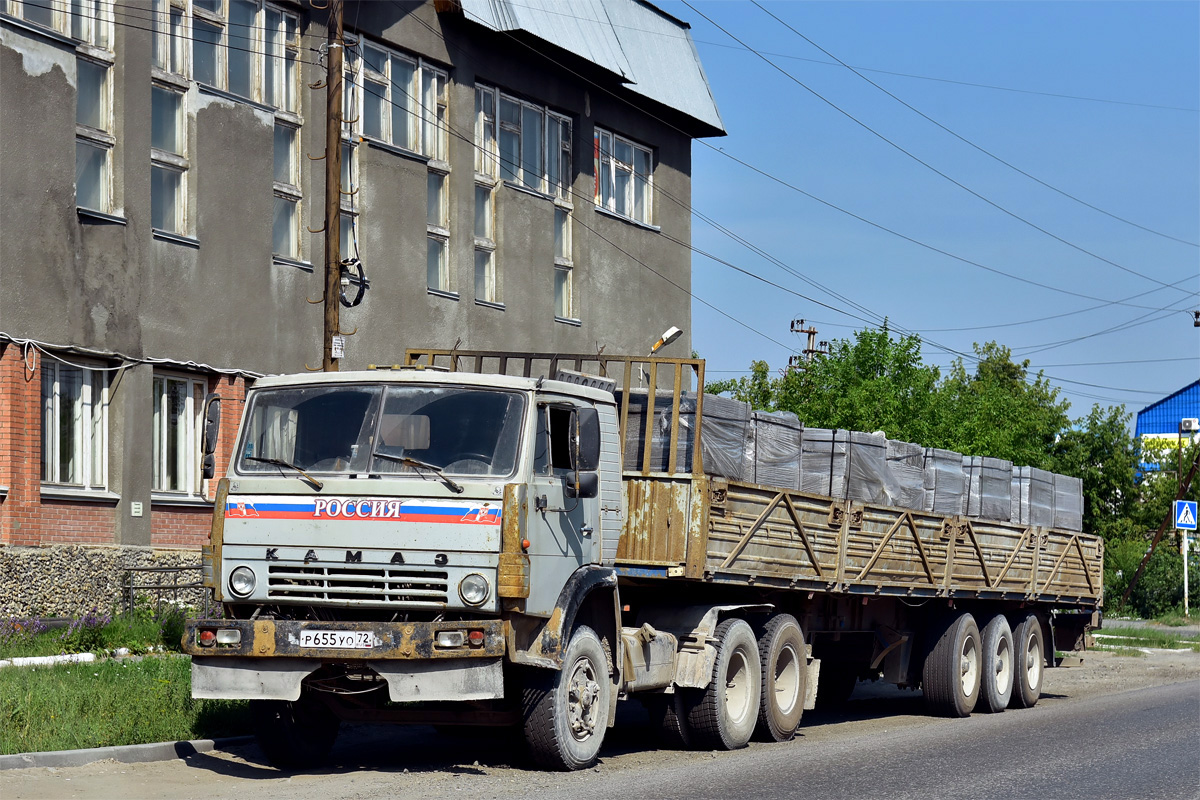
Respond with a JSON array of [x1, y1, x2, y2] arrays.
[[350, 39, 447, 160], [474, 180, 498, 304], [476, 84, 572, 198], [75, 54, 114, 213], [594, 127, 653, 225], [40, 358, 109, 491], [272, 120, 301, 259], [151, 82, 189, 234], [152, 372, 207, 497]]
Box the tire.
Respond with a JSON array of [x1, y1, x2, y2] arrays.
[[922, 613, 981, 718], [644, 692, 692, 749], [522, 625, 612, 770], [250, 695, 341, 769], [978, 614, 1014, 713], [753, 614, 807, 742], [682, 618, 761, 750], [1009, 613, 1045, 709], [814, 664, 858, 709]]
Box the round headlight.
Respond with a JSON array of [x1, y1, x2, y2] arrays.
[[459, 573, 490, 606], [229, 566, 256, 598]]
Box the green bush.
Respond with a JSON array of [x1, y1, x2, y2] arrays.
[[1105, 537, 1198, 619]]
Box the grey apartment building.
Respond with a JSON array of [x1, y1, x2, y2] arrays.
[[0, 0, 723, 606]]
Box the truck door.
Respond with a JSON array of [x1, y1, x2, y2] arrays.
[[525, 401, 601, 615]]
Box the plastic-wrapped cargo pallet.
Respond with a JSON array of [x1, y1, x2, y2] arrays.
[[1010, 466, 1055, 527], [800, 429, 910, 505], [615, 390, 751, 481], [922, 448, 965, 515], [885, 440, 927, 510], [748, 410, 802, 489], [1053, 473, 1084, 532], [962, 456, 1013, 521]]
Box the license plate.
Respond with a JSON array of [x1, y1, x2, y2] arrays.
[[299, 630, 375, 649]]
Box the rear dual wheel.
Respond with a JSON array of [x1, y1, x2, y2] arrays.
[[754, 614, 807, 742], [922, 613, 981, 718], [1009, 613, 1045, 709], [681, 618, 761, 750], [978, 614, 1014, 713]]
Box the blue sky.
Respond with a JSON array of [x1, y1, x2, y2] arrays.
[[657, 0, 1198, 420]]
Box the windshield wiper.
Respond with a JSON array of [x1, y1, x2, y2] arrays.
[[371, 451, 464, 494], [245, 456, 324, 491]]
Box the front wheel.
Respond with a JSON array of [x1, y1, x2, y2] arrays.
[[682, 618, 761, 750], [522, 625, 612, 770], [1009, 614, 1045, 709], [250, 694, 341, 769]]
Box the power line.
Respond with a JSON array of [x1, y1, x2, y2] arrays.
[[752, 0, 1199, 248], [682, 0, 1193, 296]]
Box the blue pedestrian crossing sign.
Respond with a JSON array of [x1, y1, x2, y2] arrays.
[[1175, 500, 1198, 531]]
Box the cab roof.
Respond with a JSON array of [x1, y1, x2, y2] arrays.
[[251, 369, 618, 405]]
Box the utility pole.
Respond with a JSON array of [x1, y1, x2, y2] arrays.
[[789, 319, 828, 369], [322, 0, 345, 371]]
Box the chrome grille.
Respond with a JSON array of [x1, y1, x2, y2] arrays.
[[267, 565, 449, 607]]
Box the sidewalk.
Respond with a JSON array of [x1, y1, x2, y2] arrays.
[[0, 737, 253, 771]]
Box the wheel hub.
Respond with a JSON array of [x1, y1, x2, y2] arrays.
[[566, 659, 601, 740]]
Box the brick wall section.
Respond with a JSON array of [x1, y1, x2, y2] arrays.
[[1, 343, 249, 551], [150, 506, 213, 548]]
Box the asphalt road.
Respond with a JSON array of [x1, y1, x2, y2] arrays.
[[5, 678, 1196, 800]]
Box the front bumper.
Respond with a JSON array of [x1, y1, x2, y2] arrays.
[[181, 618, 506, 660]]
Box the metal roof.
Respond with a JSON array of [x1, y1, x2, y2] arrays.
[[1135, 379, 1200, 437], [458, 0, 725, 136]]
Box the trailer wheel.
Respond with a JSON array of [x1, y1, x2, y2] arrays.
[[922, 613, 981, 718], [753, 614, 806, 742], [522, 625, 611, 771], [1009, 614, 1044, 709], [250, 695, 340, 769], [979, 614, 1014, 713], [682, 618, 761, 750]]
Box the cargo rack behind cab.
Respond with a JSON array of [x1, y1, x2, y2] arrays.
[[403, 349, 706, 477]]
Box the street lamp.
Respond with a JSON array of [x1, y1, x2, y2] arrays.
[[641, 326, 683, 387]]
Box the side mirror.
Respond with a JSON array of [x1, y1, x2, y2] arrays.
[[565, 471, 599, 499], [571, 407, 601, 472], [201, 394, 222, 480]]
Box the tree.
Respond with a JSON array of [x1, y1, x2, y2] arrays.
[[1049, 404, 1139, 541], [930, 342, 1070, 468]]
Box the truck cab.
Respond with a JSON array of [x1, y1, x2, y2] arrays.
[[185, 366, 625, 770]]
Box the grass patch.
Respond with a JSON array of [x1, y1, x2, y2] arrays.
[[0, 607, 187, 660], [1094, 646, 1147, 658], [1096, 626, 1198, 650], [1152, 611, 1196, 627], [0, 655, 250, 755]]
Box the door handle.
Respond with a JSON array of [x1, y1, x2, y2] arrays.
[[580, 525, 594, 537]]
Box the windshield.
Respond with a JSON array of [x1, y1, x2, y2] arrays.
[[236, 384, 526, 477]]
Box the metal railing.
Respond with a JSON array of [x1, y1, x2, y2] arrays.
[[123, 565, 213, 618]]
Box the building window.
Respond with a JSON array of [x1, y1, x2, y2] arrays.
[[6, 0, 111, 42], [554, 206, 573, 319], [273, 122, 300, 258], [354, 42, 445, 159], [153, 374, 206, 495], [427, 167, 450, 292], [152, 0, 189, 75], [76, 56, 113, 212], [263, 5, 299, 113], [475, 85, 570, 196], [151, 84, 187, 233], [594, 128, 652, 224], [475, 85, 497, 177], [40, 359, 108, 489], [338, 140, 358, 261], [474, 182, 497, 303]]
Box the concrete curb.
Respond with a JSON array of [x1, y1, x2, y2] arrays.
[[0, 736, 254, 770]]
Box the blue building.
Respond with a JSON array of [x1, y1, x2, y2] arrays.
[[1135, 380, 1200, 473]]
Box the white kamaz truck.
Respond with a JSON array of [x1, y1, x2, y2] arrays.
[[183, 350, 1102, 771]]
